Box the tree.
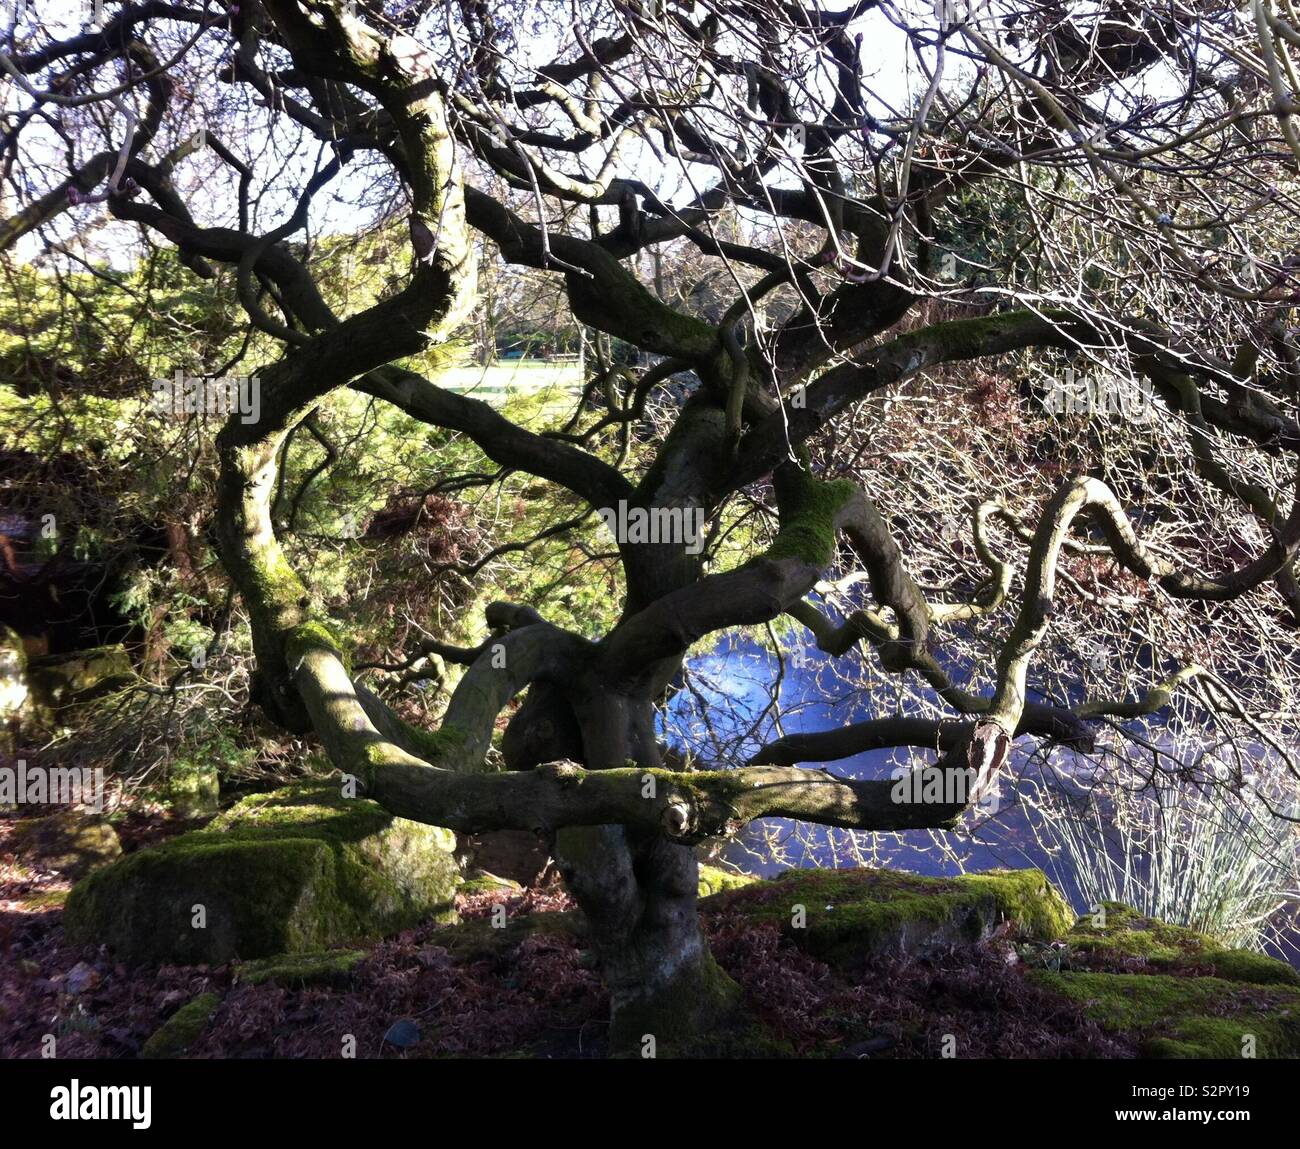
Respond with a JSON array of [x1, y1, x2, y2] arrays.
[[5, 0, 1300, 1051]]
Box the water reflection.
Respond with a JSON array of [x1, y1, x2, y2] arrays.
[[661, 632, 1300, 966]]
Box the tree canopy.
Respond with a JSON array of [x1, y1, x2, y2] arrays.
[[5, 0, 1300, 1049]]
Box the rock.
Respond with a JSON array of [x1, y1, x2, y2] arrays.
[[697, 863, 756, 898], [9, 810, 121, 880], [64, 961, 101, 995], [141, 993, 221, 1059], [235, 949, 366, 988], [25, 645, 134, 721], [1029, 969, 1300, 1058], [382, 1018, 421, 1048], [459, 869, 525, 896], [700, 866, 1074, 966], [439, 910, 584, 964], [64, 784, 460, 965], [1061, 901, 1300, 986], [456, 829, 549, 886], [163, 765, 220, 818]]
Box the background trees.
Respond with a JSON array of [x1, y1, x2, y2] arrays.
[[4, 1, 1300, 1049]]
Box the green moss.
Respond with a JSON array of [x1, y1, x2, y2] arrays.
[[957, 870, 1076, 940], [439, 910, 584, 963], [763, 474, 858, 566], [9, 811, 121, 880], [1206, 948, 1300, 986], [284, 620, 349, 671], [702, 866, 1072, 967], [459, 872, 525, 896], [697, 863, 756, 898], [609, 951, 744, 1058], [1029, 970, 1300, 1058], [414, 722, 466, 764], [235, 949, 366, 988], [64, 785, 459, 964], [141, 993, 220, 1059], [1065, 902, 1299, 986], [164, 766, 220, 817]]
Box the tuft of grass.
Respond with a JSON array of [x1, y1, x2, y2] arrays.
[[1024, 773, 1299, 954]]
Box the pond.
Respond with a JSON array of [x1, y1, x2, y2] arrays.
[[661, 631, 1300, 966]]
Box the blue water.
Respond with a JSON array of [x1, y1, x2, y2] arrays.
[[660, 631, 1062, 879], [660, 631, 1300, 964]]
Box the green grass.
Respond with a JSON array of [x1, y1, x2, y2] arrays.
[[436, 358, 582, 399]]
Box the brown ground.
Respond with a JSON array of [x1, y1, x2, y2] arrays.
[[0, 809, 1134, 1059]]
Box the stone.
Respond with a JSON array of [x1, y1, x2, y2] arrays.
[[24, 645, 134, 725], [64, 785, 460, 965], [382, 1018, 421, 1048], [1060, 901, 1300, 986], [163, 765, 220, 817], [700, 865, 1074, 965], [8, 809, 121, 880], [234, 949, 367, 988], [456, 829, 549, 886], [1029, 969, 1300, 1058], [141, 993, 221, 1059], [64, 961, 101, 994]]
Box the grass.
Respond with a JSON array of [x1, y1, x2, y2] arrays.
[[1023, 769, 1299, 954], [435, 358, 582, 400]]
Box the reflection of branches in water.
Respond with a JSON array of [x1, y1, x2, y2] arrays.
[[665, 624, 1300, 949]]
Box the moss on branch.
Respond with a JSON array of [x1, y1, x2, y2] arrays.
[[762, 464, 858, 567]]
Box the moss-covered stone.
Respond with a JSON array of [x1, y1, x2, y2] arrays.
[[64, 785, 460, 965], [164, 765, 221, 817], [459, 871, 525, 896], [141, 993, 221, 1059], [235, 948, 366, 988], [25, 645, 134, 717], [439, 910, 584, 963], [9, 810, 121, 880], [697, 863, 757, 898], [702, 866, 1073, 966], [1062, 902, 1300, 986], [1029, 970, 1300, 1058]]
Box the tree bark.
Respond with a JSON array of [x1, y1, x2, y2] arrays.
[[539, 687, 741, 1056]]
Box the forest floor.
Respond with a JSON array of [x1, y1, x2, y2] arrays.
[[0, 802, 1143, 1059]]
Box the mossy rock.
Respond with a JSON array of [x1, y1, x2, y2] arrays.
[[1062, 902, 1299, 986], [439, 910, 585, 963], [25, 645, 134, 713], [141, 993, 221, 1059], [701, 866, 1073, 966], [64, 785, 460, 965], [164, 766, 221, 818], [697, 863, 757, 898], [235, 949, 366, 988], [1029, 970, 1300, 1058], [459, 870, 525, 896], [9, 810, 121, 880]]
